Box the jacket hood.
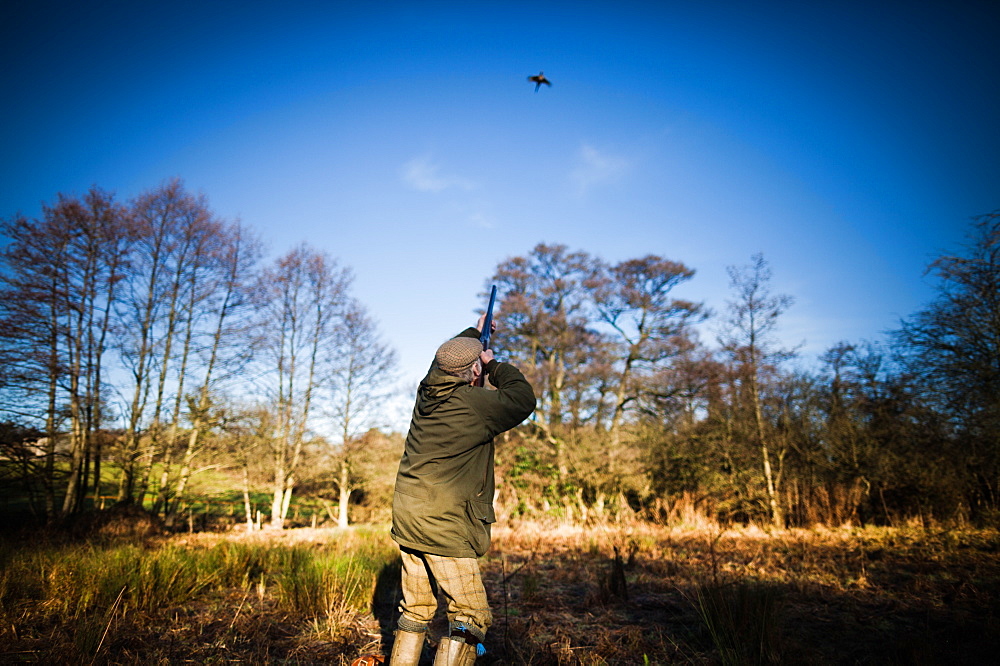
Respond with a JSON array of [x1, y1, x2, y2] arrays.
[[415, 364, 468, 416]]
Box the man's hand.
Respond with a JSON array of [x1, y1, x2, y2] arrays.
[[476, 313, 497, 335], [480, 349, 495, 366]]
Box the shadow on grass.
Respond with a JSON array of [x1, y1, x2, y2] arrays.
[[371, 555, 403, 648]]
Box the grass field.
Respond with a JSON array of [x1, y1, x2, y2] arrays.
[[1, 515, 998, 664]]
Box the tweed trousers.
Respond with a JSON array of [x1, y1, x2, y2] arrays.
[[397, 547, 492, 641]]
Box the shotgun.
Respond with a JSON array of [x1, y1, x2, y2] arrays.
[[479, 285, 497, 350], [474, 285, 497, 387]]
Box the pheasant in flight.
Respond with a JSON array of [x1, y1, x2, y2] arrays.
[[528, 71, 551, 92]]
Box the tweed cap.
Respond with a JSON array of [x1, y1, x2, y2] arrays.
[[435, 336, 484, 373]]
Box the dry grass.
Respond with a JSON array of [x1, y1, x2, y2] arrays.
[[0, 520, 998, 664], [479, 520, 1000, 664]]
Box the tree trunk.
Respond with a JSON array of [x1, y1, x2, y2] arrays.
[[270, 465, 288, 529], [752, 375, 783, 529], [338, 460, 351, 528]]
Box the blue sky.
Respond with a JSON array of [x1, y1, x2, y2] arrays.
[[2, 0, 998, 424]]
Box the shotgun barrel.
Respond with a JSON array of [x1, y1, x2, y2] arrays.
[[480, 285, 497, 350]]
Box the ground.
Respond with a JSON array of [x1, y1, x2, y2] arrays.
[[2, 520, 998, 664]]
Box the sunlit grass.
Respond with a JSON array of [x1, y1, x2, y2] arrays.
[[0, 527, 399, 662]]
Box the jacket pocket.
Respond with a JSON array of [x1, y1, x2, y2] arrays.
[[467, 499, 496, 524], [465, 499, 496, 556], [394, 479, 431, 500]]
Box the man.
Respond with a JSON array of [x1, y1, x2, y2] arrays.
[[389, 313, 536, 665]]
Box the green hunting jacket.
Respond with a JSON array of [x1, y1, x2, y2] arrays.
[[391, 328, 536, 558]]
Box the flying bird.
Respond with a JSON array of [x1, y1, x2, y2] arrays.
[[528, 71, 551, 92]]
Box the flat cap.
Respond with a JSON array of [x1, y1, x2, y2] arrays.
[[435, 336, 484, 374]]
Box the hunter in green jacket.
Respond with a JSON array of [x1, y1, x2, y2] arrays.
[[389, 316, 535, 665]]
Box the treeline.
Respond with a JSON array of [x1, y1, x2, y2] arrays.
[[0, 180, 396, 528], [2, 182, 997, 530], [488, 214, 999, 528]]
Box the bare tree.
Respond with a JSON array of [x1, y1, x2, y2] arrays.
[[491, 244, 598, 429], [158, 221, 261, 523], [1, 187, 130, 518], [1, 211, 73, 516], [897, 211, 1000, 517], [488, 243, 607, 490], [326, 300, 396, 527], [56, 191, 131, 515], [592, 255, 705, 439], [257, 245, 351, 528], [720, 253, 795, 529], [115, 180, 223, 504]]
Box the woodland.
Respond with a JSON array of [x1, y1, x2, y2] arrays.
[[0, 180, 998, 534], [1, 182, 999, 664]]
